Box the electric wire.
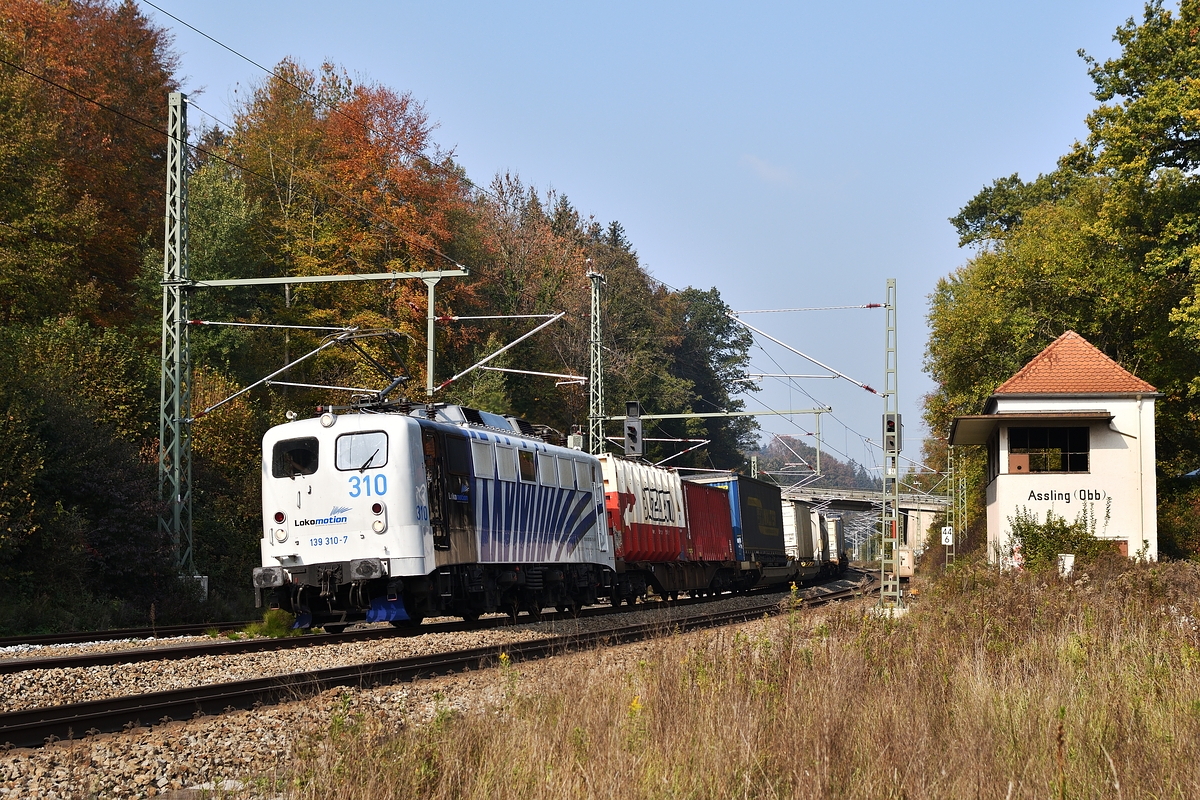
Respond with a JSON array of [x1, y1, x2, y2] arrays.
[[139, 0, 503, 204], [4, 23, 915, 473], [0, 54, 466, 271], [134, 6, 744, 397]]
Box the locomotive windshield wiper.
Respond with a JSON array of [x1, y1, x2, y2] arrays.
[[359, 449, 380, 472]]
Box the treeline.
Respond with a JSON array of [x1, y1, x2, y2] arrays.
[[753, 435, 880, 491], [0, 1, 756, 631], [924, 1, 1200, 558]]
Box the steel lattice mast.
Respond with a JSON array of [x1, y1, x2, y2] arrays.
[[954, 446, 966, 564], [588, 269, 606, 454], [880, 278, 902, 606], [159, 92, 194, 575]]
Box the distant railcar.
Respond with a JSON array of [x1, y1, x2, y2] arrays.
[[782, 498, 822, 583]]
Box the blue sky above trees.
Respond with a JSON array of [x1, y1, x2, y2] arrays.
[[145, 0, 1138, 472]]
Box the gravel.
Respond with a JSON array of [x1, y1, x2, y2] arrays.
[[0, 636, 218, 661], [0, 588, 842, 798]]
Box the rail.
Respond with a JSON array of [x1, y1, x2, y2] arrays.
[[0, 576, 875, 750]]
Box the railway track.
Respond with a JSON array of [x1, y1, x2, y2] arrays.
[[0, 621, 254, 650], [0, 570, 873, 675], [0, 575, 874, 750]]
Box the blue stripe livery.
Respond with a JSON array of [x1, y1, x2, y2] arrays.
[[473, 475, 598, 562]]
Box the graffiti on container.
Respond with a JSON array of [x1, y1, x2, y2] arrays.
[[641, 487, 676, 523]]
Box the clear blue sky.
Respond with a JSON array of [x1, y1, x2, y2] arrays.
[[141, 0, 1144, 479]]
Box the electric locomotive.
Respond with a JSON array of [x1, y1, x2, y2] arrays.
[[252, 403, 614, 631]]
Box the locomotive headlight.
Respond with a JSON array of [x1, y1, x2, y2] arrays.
[[370, 501, 387, 533], [274, 528, 288, 543]]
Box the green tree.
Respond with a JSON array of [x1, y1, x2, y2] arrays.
[[926, 1, 1200, 558]]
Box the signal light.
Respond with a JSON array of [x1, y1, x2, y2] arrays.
[[274, 511, 286, 524], [882, 413, 902, 453], [371, 502, 383, 515]]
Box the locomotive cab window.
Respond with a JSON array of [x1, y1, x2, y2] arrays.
[[1008, 426, 1089, 473], [335, 431, 388, 471], [272, 437, 319, 478]]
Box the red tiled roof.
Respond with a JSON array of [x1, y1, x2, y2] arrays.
[[993, 331, 1156, 395]]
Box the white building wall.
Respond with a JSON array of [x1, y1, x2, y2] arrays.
[[986, 395, 1156, 561], [986, 479, 999, 560]]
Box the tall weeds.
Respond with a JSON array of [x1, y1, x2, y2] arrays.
[[280, 557, 1200, 799]]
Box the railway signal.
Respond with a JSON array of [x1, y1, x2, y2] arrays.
[[625, 400, 643, 456]]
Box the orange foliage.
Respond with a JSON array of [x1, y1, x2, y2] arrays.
[[0, 0, 177, 322]]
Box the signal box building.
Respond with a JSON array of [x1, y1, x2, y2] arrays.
[[949, 331, 1158, 562]]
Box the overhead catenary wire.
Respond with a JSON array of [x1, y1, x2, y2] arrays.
[[733, 303, 883, 314], [0, 54, 468, 272], [139, 0, 503, 204], [7, 15, 900, 466], [184, 99, 466, 269], [729, 312, 877, 394], [189, 320, 353, 332]]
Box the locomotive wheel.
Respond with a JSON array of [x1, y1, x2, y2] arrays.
[[322, 624, 347, 634], [389, 616, 424, 629], [526, 605, 543, 622], [460, 612, 481, 623], [556, 600, 579, 617]]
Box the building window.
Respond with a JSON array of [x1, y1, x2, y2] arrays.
[[1008, 427, 1089, 473]]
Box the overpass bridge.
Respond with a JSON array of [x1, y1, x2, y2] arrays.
[[780, 487, 950, 561], [782, 487, 949, 515]]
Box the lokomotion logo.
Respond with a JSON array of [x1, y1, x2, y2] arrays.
[[296, 506, 351, 527]]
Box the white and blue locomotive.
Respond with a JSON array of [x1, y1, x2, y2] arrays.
[[252, 404, 614, 630]]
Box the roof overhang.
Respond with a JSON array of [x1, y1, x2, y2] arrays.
[[949, 411, 1115, 446]]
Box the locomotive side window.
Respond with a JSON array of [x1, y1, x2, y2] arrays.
[[537, 453, 557, 485], [496, 445, 517, 482], [574, 459, 592, 490], [446, 435, 471, 476], [518, 450, 536, 482], [335, 431, 388, 471], [272, 437, 319, 478], [556, 456, 576, 488], [472, 440, 495, 477]]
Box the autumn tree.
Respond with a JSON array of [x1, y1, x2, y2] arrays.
[[754, 434, 880, 491], [0, 0, 177, 323]]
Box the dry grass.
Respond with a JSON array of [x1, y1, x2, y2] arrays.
[[277, 558, 1200, 799]]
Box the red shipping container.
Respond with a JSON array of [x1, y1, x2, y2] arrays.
[[599, 455, 685, 562], [681, 481, 736, 562]]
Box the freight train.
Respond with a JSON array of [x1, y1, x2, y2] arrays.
[[251, 403, 847, 631]]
